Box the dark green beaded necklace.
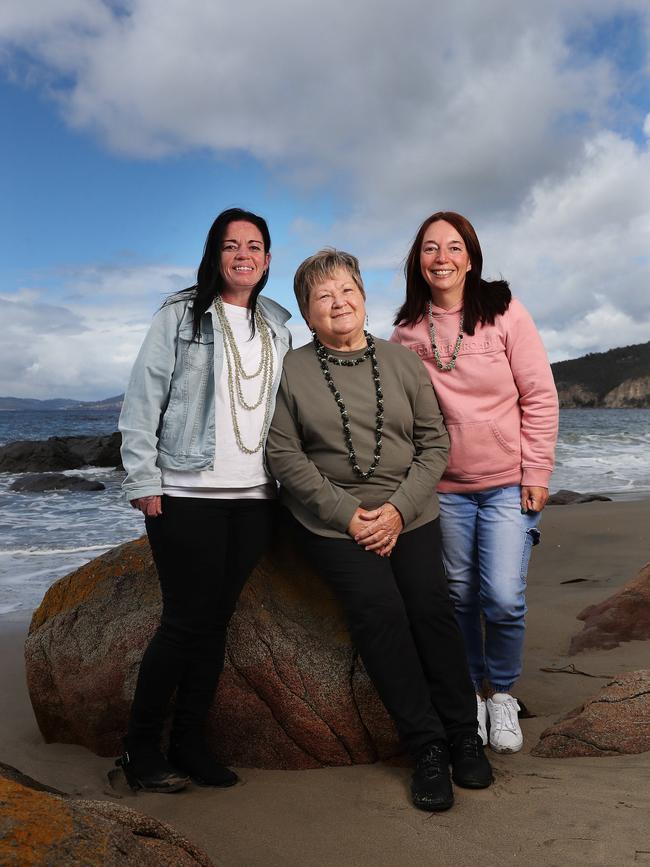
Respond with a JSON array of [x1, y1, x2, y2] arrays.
[[313, 331, 384, 481]]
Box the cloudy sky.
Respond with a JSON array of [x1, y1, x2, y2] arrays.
[[1, 0, 649, 399]]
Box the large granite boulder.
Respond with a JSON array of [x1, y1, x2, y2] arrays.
[[570, 562, 650, 653], [531, 670, 650, 758], [0, 432, 122, 472], [25, 533, 399, 769], [0, 771, 213, 866]]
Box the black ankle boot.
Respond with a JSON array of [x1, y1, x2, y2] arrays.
[[411, 741, 454, 812], [168, 737, 239, 788], [450, 732, 494, 789], [116, 739, 189, 793]]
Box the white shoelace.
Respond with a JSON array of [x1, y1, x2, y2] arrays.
[[492, 698, 520, 733]]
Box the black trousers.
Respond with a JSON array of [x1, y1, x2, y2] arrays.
[[127, 495, 274, 745], [294, 516, 477, 757]]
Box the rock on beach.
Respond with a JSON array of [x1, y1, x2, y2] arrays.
[[0, 770, 213, 866], [10, 473, 105, 493], [531, 670, 650, 758], [25, 533, 399, 769], [570, 562, 650, 653], [547, 489, 613, 505], [0, 432, 122, 473]]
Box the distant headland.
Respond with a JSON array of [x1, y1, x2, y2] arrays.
[[1, 341, 649, 411], [0, 395, 124, 412], [551, 341, 650, 408]]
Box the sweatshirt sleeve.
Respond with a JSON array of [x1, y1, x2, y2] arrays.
[[504, 300, 559, 488], [118, 304, 180, 501], [266, 368, 362, 532], [387, 358, 450, 524]]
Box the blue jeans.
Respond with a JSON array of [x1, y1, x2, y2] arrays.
[[438, 486, 541, 694]]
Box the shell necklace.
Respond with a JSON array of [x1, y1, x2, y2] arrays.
[[214, 296, 274, 455], [428, 302, 464, 371], [313, 331, 383, 480]]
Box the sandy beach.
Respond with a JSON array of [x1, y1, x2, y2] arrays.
[[2, 499, 650, 866]]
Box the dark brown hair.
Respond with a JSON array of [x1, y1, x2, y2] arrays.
[[393, 211, 511, 335]]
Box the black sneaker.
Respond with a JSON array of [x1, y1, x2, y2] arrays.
[[168, 738, 239, 788], [450, 732, 494, 789], [116, 740, 189, 793], [411, 741, 454, 812]]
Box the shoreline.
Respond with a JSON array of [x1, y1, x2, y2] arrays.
[[2, 499, 650, 865]]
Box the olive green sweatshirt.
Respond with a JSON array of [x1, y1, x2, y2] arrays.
[[266, 337, 449, 539]]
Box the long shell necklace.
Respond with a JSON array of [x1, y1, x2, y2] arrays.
[[313, 331, 383, 480], [214, 296, 274, 455], [428, 301, 464, 371]]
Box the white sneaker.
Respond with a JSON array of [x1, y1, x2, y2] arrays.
[[487, 693, 523, 753], [476, 695, 488, 746]]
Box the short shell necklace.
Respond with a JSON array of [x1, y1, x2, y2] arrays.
[[313, 331, 383, 481], [214, 296, 274, 455], [428, 302, 464, 371]]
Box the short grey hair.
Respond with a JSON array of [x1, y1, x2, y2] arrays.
[[293, 248, 366, 322]]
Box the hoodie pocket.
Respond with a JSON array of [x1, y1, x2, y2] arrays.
[[444, 418, 521, 482]]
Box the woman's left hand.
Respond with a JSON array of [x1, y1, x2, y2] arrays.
[[354, 503, 404, 556], [521, 486, 549, 513]]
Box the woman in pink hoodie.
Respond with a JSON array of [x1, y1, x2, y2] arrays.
[[391, 212, 558, 754]]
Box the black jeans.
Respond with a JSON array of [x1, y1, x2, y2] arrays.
[[294, 516, 477, 756], [127, 495, 274, 745]]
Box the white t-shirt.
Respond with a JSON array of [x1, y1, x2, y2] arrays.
[[162, 301, 277, 499]]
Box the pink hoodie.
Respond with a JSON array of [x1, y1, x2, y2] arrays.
[[390, 298, 558, 493]]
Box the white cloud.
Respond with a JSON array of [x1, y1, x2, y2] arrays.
[[477, 128, 650, 357], [1, 0, 649, 393], [0, 264, 193, 399], [0, 1, 642, 206], [541, 302, 650, 359]]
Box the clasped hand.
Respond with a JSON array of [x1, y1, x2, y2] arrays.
[[348, 503, 404, 557]]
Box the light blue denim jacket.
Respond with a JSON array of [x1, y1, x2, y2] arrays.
[[119, 292, 292, 501]]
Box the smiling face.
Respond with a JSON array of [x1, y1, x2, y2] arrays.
[[219, 220, 271, 304], [420, 219, 472, 308], [307, 267, 367, 350]]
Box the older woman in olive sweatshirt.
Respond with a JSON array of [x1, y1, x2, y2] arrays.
[[266, 248, 492, 813]]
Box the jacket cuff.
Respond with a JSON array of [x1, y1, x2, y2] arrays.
[[122, 479, 164, 503], [521, 467, 552, 488]]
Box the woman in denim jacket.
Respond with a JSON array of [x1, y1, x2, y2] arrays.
[[117, 208, 291, 792]]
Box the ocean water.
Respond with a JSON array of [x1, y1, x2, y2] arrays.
[[551, 409, 650, 498], [0, 408, 649, 620], [0, 410, 142, 618]]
